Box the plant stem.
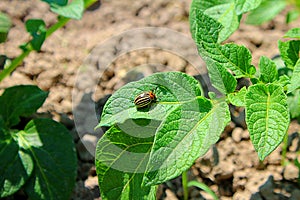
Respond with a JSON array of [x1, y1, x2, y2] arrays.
[[0, 47, 31, 82], [182, 170, 189, 200], [281, 133, 289, 166], [46, 17, 70, 39], [0, 15, 69, 83], [0, 0, 97, 83]]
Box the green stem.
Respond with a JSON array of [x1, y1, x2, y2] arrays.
[[0, 0, 97, 83], [281, 133, 289, 166], [0, 47, 31, 82], [182, 170, 189, 200], [46, 17, 70, 39]]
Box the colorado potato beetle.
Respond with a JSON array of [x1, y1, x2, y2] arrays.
[[134, 91, 156, 108]]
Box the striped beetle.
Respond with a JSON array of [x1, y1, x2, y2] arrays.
[[134, 90, 156, 108]]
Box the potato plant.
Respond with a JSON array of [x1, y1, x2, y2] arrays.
[[95, 0, 300, 199], [0, 85, 77, 199], [0, 0, 97, 199]]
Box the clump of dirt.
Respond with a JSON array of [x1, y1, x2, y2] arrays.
[[0, 0, 299, 199]]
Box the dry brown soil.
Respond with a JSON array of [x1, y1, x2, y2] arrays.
[[0, 0, 300, 200]]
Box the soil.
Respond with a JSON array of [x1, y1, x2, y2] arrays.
[[0, 0, 300, 200]]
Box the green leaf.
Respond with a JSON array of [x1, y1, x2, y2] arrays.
[[278, 40, 300, 69], [0, 12, 11, 43], [190, 0, 239, 42], [250, 77, 259, 84], [287, 89, 300, 119], [0, 85, 48, 128], [95, 125, 156, 200], [21, 119, 77, 200], [234, 0, 262, 14], [204, 2, 239, 42], [190, 11, 256, 77], [205, 59, 237, 94], [228, 86, 247, 107], [25, 19, 47, 51], [190, 9, 221, 44], [49, 0, 84, 20], [245, 84, 289, 160], [189, 10, 255, 93], [144, 99, 230, 185], [286, 10, 300, 24], [272, 55, 286, 70], [97, 72, 202, 127], [208, 91, 217, 99], [245, 0, 286, 25], [284, 28, 300, 39], [0, 132, 34, 197], [220, 43, 256, 77], [96, 71, 230, 193], [259, 56, 278, 83], [288, 59, 300, 93], [41, 0, 68, 6], [275, 75, 290, 88]]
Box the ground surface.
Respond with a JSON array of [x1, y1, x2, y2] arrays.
[[0, 0, 300, 199]]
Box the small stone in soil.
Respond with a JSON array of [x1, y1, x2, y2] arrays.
[[283, 164, 299, 181], [232, 127, 244, 142]]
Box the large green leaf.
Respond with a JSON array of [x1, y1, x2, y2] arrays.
[[204, 2, 239, 42], [245, 84, 289, 160], [96, 72, 230, 192], [0, 85, 48, 128], [189, 10, 256, 77], [0, 131, 33, 197], [97, 72, 202, 127], [189, 9, 255, 93], [190, 0, 239, 42], [95, 125, 156, 200], [20, 119, 77, 200], [144, 99, 230, 185], [190, 0, 263, 42], [190, 0, 262, 43]]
